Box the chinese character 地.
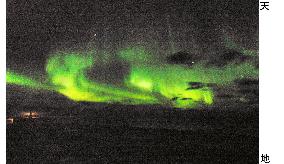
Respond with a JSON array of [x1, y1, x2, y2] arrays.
[[261, 154, 270, 163]]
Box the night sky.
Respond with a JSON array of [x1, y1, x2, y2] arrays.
[[7, 0, 258, 76]]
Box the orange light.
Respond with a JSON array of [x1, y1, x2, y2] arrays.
[[21, 112, 30, 118], [20, 112, 39, 119], [7, 118, 13, 124]]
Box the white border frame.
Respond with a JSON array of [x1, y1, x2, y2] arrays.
[[0, 0, 6, 162], [259, 0, 284, 163]]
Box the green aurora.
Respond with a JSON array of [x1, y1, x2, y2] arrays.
[[7, 71, 47, 89], [6, 47, 258, 108]]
